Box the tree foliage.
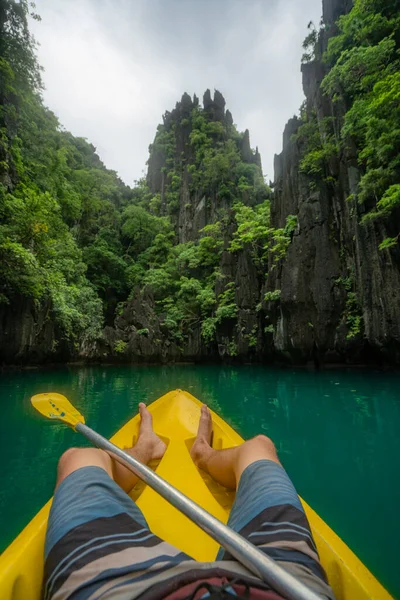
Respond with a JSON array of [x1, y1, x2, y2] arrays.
[[322, 0, 400, 241], [0, 1, 297, 355], [0, 0, 130, 341], [297, 0, 400, 249]]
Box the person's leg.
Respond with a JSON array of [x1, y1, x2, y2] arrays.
[[56, 402, 166, 492], [44, 404, 191, 600], [190, 406, 335, 600], [190, 405, 281, 490]]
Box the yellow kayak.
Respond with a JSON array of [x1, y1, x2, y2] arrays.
[[0, 389, 392, 600]]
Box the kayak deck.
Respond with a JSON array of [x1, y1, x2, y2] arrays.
[[0, 389, 392, 600]]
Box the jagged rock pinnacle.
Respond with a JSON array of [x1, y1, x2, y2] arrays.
[[203, 89, 226, 121]]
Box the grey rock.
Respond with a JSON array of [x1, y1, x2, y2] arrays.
[[0, 298, 69, 364], [268, 4, 400, 365]]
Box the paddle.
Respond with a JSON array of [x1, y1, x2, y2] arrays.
[[31, 392, 320, 600]]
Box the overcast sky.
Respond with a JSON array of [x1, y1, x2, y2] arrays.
[[30, 0, 323, 186]]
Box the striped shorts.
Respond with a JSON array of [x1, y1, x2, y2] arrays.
[[43, 460, 335, 600]]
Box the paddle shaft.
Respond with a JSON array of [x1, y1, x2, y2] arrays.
[[75, 423, 320, 600]]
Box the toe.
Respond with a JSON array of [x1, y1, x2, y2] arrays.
[[139, 403, 153, 432], [197, 404, 212, 443]]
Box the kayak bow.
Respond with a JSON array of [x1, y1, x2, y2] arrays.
[[0, 389, 392, 600]]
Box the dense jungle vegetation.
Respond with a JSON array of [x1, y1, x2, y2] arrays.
[[1, 0, 399, 356]]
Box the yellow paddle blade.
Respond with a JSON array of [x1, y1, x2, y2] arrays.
[[31, 392, 85, 429]]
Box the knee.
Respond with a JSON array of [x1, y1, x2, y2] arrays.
[[58, 447, 82, 468], [251, 434, 275, 447], [57, 447, 111, 478], [234, 434, 281, 482], [57, 447, 87, 475], [248, 434, 277, 453], [58, 447, 88, 467]]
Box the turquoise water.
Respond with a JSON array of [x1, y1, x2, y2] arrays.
[[0, 365, 399, 597]]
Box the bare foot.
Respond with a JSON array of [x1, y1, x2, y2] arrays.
[[190, 405, 214, 469], [137, 403, 166, 461]]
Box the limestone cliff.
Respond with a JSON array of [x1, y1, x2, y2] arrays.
[[97, 90, 269, 364], [146, 90, 262, 243], [267, 0, 400, 365], [2, 0, 399, 367], [0, 297, 69, 364]]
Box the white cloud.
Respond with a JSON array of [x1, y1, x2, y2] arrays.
[[30, 0, 322, 185]]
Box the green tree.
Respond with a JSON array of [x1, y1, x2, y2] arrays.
[[321, 0, 400, 243]]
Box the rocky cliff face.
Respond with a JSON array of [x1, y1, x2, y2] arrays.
[[147, 90, 261, 243], [95, 90, 269, 364], [0, 297, 69, 364], [3, 0, 399, 367], [267, 0, 400, 365]]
